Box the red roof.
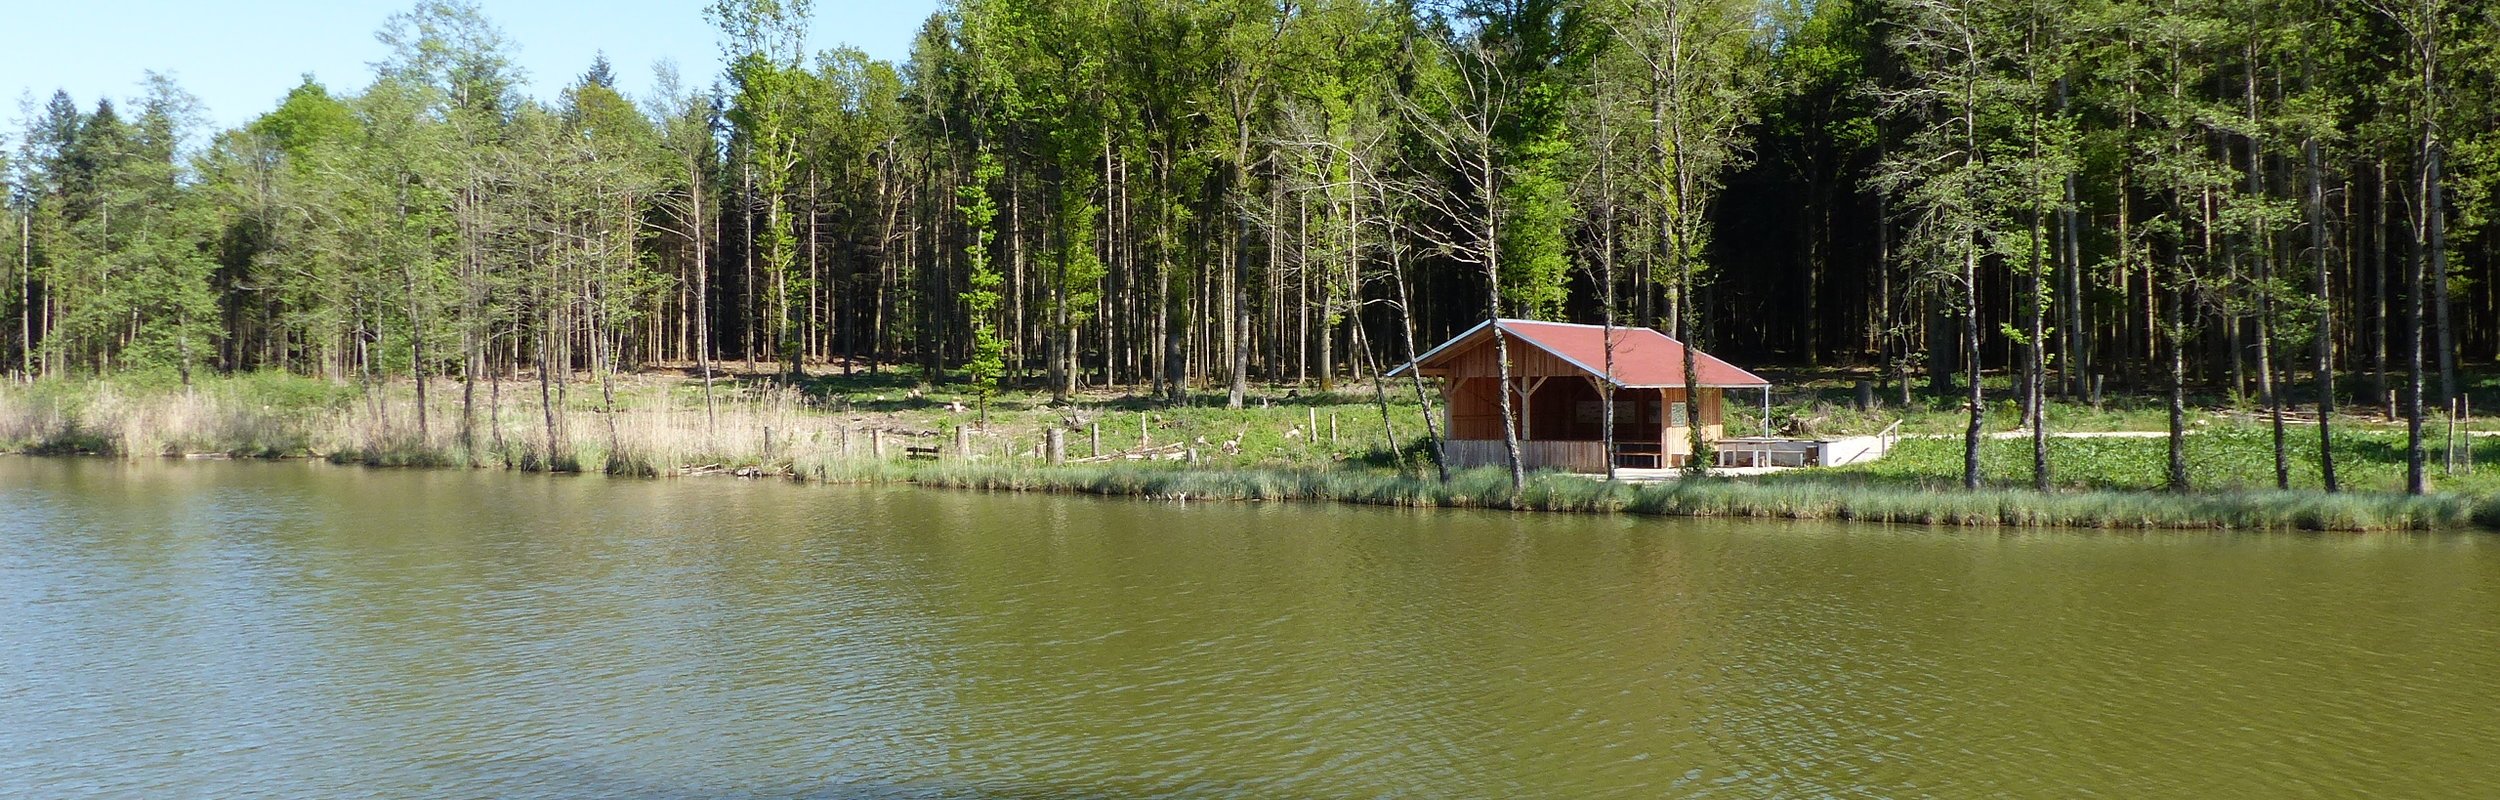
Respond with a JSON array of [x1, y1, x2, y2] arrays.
[[1391, 319, 1770, 388]]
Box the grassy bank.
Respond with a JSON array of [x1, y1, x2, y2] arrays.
[[5, 369, 2494, 532], [829, 460, 2492, 532]]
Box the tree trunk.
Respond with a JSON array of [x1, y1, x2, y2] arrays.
[[2375, 162, 2392, 420], [2306, 137, 2339, 491], [2167, 243, 2191, 493], [2428, 141, 2456, 471], [2408, 153, 2430, 494], [2030, 211, 2050, 492], [1390, 236, 1448, 482], [1963, 246, 1985, 491]]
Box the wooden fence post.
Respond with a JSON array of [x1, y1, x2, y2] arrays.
[[1047, 428, 1065, 465]]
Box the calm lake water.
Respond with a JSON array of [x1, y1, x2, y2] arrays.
[[3, 457, 2498, 798]]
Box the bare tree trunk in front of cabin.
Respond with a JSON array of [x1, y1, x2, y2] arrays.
[[1493, 325, 1526, 492], [1665, 153, 1706, 475], [1602, 239, 1619, 483], [1678, 275, 1705, 477], [1481, 152, 1524, 492], [1481, 140, 1523, 490], [1405, 39, 1518, 491], [1592, 101, 1621, 482]]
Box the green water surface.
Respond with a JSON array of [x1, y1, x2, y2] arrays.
[[2, 457, 2495, 798]]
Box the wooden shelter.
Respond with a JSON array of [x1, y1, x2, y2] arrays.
[[1389, 319, 1771, 472]]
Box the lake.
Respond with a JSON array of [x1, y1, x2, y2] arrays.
[[3, 456, 2497, 798]]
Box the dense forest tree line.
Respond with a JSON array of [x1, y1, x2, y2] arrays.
[[4, 0, 2497, 492]]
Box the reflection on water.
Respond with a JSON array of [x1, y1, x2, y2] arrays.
[[2, 457, 2496, 798]]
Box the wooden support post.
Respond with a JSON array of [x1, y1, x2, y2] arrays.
[[1517, 376, 1549, 441], [1091, 423, 1101, 458], [2457, 397, 2472, 473], [871, 429, 884, 460], [956, 425, 972, 458], [1047, 428, 1066, 465], [1329, 412, 1338, 445], [1519, 381, 1531, 440], [1855, 380, 1874, 411]]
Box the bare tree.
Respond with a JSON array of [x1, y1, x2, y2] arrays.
[[1401, 33, 1525, 492]]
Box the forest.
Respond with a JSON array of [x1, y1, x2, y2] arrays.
[[4, 0, 2497, 495]]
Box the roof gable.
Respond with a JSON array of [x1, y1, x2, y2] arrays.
[[1390, 319, 1769, 388]]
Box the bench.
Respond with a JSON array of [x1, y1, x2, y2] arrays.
[[1612, 443, 1665, 470]]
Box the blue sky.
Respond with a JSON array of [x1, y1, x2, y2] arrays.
[[2, 0, 942, 133]]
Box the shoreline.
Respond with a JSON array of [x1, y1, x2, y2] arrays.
[[6, 373, 2493, 533], [15, 447, 2490, 534]]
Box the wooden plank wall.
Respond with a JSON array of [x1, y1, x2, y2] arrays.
[[1443, 439, 1609, 473], [1449, 384, 1727, 446]]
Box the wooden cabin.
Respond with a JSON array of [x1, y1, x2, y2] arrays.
[[1389, 319, 1771, 472]]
